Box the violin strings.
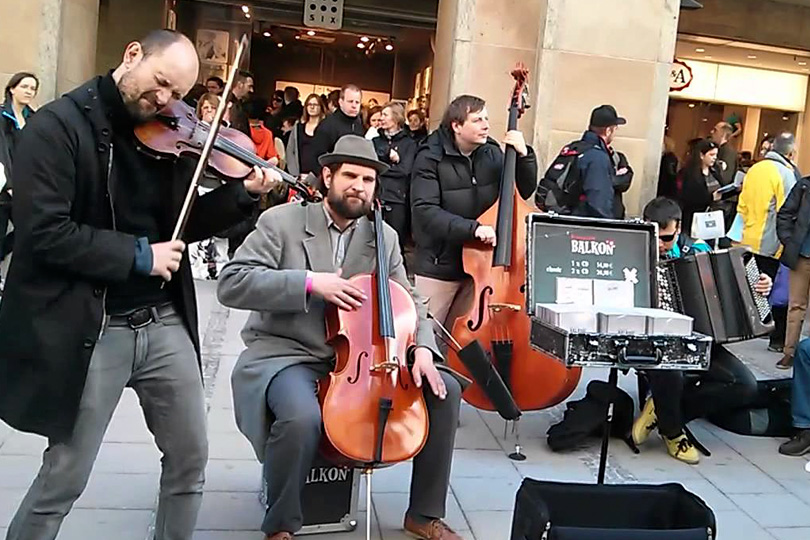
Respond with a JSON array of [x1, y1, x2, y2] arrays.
[[197, 122, 299, 184]]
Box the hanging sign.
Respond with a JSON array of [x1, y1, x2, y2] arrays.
[[304, 0, 344, 30], [670, 59, 694, 92]]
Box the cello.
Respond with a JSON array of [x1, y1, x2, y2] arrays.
[[448, 64, 582, 415], [318, 200, 428, 539]]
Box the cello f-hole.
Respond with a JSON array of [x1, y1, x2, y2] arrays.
[[348, 351, 367, 384], [467, 286, 494, 332]]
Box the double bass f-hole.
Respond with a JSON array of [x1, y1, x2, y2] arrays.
[[468, 286, 494, 331]]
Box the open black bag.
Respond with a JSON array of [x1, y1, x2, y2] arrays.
[[510, 479, 716, 540]]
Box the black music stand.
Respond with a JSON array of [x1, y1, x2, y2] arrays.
[[597, 367, 619, 485]]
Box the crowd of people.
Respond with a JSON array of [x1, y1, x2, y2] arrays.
[[1, 26, 810, 540]]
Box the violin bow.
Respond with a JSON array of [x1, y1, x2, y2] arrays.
[[170, 34, 250, 242]]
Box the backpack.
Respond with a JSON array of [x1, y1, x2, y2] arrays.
[[536, 140, 594, 213], [546, 380, 638, 453]]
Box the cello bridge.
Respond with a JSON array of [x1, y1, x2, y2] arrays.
[[370, 360, 400, 373], [488, 303, 521, 313]]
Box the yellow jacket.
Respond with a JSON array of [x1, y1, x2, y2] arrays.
[[738, 152, 798, 257]]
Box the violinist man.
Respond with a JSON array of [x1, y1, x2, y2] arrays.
[[217, 135, 464, 540], [410, 94, 537, 328], [0, 30, 281, 540]]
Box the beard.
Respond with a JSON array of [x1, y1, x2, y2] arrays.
[[117, 72, 160, 123], [327, 190, 371, 220]]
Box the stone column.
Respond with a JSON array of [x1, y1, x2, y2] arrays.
[[0, 0, 99, 106], [741, 107, 761, 154], [431, 0, 682, 216]]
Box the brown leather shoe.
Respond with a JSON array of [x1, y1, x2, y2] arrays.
[[265, 533, 293, 540], [404, 515, 462, 539]]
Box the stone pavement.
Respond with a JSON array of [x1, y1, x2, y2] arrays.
[[2, 280, 810, 539]]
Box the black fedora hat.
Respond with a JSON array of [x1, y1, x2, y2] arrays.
[[318, 135, 389, 174]]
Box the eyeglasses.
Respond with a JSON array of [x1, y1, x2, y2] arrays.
[[659, 233, 678, 242]]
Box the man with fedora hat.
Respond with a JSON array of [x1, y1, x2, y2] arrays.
[[217, 134, 465, 540], [574, 104, 627, 218]]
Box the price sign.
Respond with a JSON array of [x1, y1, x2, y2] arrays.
[[304, 0, 344, 30]]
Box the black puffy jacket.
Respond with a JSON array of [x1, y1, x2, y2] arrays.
[[777, 177, 810, 270], [410, 125, 537, 281], [310, 109, 364, 163], [373, 129, 417, 205]]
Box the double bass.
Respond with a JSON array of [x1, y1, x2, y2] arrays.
[[318, 201, 428, 537], [448, 64, 582, 415]]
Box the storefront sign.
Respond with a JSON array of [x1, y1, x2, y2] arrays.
[[305, 0, 344, 30], [670, 60, 694, 91], [669, 58, 808, 112]]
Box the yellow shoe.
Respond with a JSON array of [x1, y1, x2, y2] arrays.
[[632, 398, 658, 445], [664, 433, 700, 465]]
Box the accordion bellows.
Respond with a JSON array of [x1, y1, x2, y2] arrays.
[[657, 247, 773, 344]]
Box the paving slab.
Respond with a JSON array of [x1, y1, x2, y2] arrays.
[[1, 280, 807, 539]]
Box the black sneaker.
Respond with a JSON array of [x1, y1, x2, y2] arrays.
[[779, 430, 810, 456]]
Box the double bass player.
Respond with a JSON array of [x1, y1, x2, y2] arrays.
[[217, 135, 465, 540], [410, 94, 537, 328]]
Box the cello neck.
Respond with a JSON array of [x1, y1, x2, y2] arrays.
[[373, 202, 396, 339]]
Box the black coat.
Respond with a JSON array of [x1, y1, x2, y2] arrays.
[[0, 76, 256, 440], [373, 129, 417, 205], [410, 125, 537, 281], [0, 101, 35, 192], [310, 109, 364, 163], [777, 177, 810, 270]]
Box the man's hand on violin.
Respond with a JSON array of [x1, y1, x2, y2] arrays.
[[151, 240, 185, 281], [243, 165, 282, 195], [503, 130, 528, 157], [412, 347, 447, 400], [309, 270, 368, 311]]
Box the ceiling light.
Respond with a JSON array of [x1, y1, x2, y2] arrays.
[[704, 55, 712, 59], [277, 42, 283, 48], [783, 115, 790, 121], [357, 42, 365, 49], [241, 5, 249, 13], [702, 118, 708, 122], [295, 35, 301, 39], [747, 55, 757, 59], [360, 36, 370, 43], [307, 30, 316, 36], [688, 103, 696, 108], [800, 61, 807, 66], [245, 13, 250, 18], [263, 31, 271, 37], [695, 48, 705, 53], [385, 44, 394, 51]]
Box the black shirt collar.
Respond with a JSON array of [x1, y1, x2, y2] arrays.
[[99, 70, 135, 131]]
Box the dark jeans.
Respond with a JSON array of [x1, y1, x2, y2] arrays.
[[792, 339, 810, 429], [644, 345, 758, 438], [262, 363, 461, 535]]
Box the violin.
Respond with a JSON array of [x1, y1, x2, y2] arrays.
[[318, 200, 428, 468], [133, 99, 320, 203], [448, 64, 582, 414]]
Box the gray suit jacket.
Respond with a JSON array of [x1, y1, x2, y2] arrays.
[[217, 201, 442, 461]]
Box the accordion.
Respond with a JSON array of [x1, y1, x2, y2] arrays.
[[657, 247, 773, 344]]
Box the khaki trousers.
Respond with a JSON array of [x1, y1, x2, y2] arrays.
[[414, 275, 474, 329], [786, 257, 810, 357]]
